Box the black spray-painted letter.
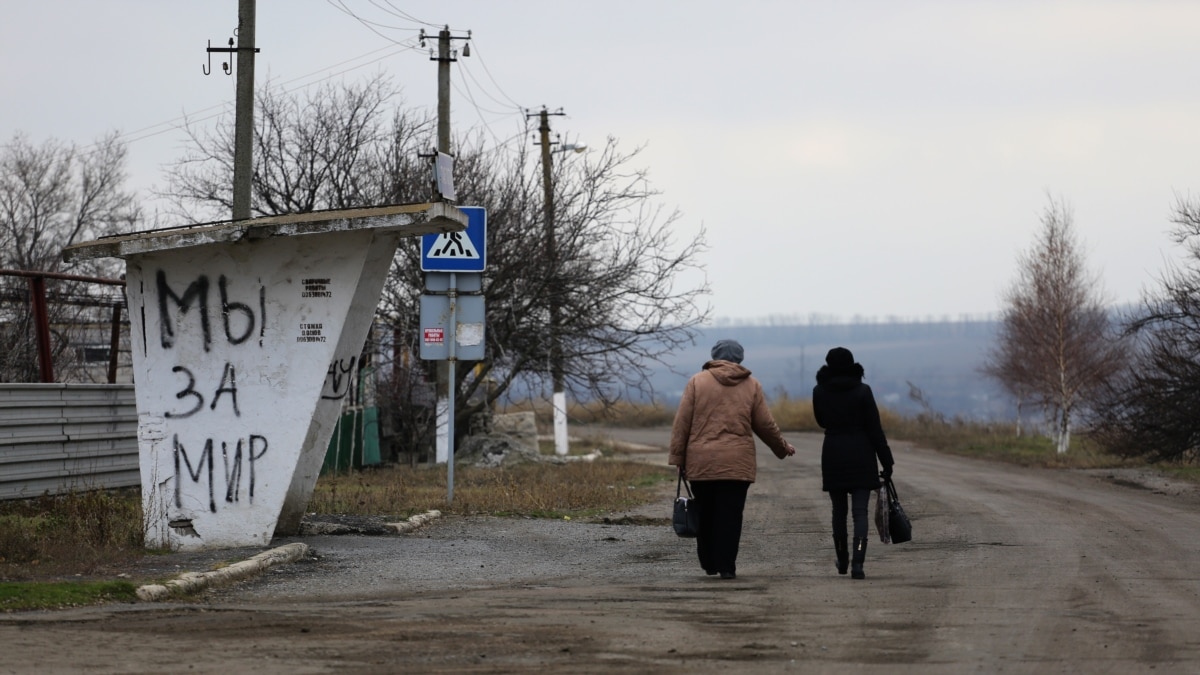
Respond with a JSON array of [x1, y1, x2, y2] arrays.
[[157, 271, 211, 352], [165, 365, 204, 419]]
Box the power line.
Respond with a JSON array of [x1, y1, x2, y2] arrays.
[[327, 0, 425, 44], [327, 3, 528, 129], [77, 43, 416, 158], [371, 0, 440, 28], [453, 76, 520, 148], [458, 60, 523, 115], [73, 6, 536, 170], [463, 42, 525, 111]]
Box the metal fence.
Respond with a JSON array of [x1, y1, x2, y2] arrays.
[[0, 383, 138, 500]]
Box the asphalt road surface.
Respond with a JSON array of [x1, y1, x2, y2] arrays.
[[3, 429, 1200, 674]]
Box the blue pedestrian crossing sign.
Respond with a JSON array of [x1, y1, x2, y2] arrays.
[[422, 206, 486, 272]]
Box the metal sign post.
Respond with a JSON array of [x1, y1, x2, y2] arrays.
[[421, 207, 486, 504], [446, 273, 457, 503]]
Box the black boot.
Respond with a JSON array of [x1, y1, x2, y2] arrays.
[[851, 537, 867, 580], [833, 533, 849, 575]]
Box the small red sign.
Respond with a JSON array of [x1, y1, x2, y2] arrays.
[[423, 327, 445, 344]]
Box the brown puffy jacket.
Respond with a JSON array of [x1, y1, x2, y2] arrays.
[[668, 360, 791, 482]]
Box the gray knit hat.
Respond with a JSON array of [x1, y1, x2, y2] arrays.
[[711, 339, 745, 364]]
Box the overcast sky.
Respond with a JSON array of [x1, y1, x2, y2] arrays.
[[3, 1, 1198, 323]]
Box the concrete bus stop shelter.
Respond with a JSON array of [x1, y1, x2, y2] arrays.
[[63, 202, 467, 551]]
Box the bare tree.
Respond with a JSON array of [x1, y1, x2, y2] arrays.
[[166, 79, 710, 454], [982, 196, 1125, 453], [979, 326, 1032, 437], [382, 133, 710, 433], [0, 132, 139, 273], [0, 132, 139, 382], [161, 73, 433, 221], [1090, 195, 1200, 461]]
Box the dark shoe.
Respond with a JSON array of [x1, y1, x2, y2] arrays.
[[719, 571, 736, 579], [704, 569, 718, 576], [851, 537, 867, 580], [833, 533, 849, 575]]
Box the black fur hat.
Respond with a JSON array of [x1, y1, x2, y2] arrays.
[[826, 347, 854, 368]]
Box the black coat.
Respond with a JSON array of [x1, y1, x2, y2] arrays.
[[812, 365, 894, 492]]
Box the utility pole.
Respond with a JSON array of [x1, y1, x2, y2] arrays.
[[436, 27, 452, 154], [204, 0, 259, 221], [531, 106, 569, 456], [232, 0, 256, 220], [422, 25, 470, 469]]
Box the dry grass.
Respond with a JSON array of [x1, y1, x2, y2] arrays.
[[768, 394, 820, 432], [887, 416, 1134, 469], [765, 392, 1131, 470], [0, 489, 145, 582], [504, 394, 821, 432], [310, 459, 674, 519], [500, 399, 675, 429], [1157, 464, 1200, 483]]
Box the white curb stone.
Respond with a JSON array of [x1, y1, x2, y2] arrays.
[[136, 542, 310, 601], [386, 509, 442, 534]]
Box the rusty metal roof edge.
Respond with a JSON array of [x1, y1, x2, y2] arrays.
[[62, 202, 467, 262]]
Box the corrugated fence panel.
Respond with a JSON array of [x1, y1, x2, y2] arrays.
[[0, 384, 139, 500]]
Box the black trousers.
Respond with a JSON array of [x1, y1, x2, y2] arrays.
[[829, 488, 872, 540], [690, 480, 750, 575]]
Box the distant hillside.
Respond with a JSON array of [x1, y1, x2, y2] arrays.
[[643, 319, 1011, 420]]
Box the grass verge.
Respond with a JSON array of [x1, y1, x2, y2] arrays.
[[886, 417, 1139, 469], [0, 580, 138, 612], [309, 458, 674, 521]]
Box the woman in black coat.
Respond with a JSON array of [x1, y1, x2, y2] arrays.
[[812, 347, 895, 579]]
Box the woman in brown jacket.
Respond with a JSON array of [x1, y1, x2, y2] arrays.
[[669, 339, 795, 579]]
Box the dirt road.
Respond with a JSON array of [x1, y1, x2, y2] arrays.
[[4, 430, 1200, 674]]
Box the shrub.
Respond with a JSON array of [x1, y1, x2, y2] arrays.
[[0, 489, 144, 580]]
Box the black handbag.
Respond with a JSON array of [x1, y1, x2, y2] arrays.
[[884, 477, 912, 544], [673, 475, 700, 538]]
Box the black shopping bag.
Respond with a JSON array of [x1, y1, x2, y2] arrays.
[[884, 477, 912, 544], [673, 475, 700, 538]]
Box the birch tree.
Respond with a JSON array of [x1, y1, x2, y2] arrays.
[[983, 196, 1124, 453]]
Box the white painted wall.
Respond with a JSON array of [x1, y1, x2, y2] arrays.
[[276, 230, 403, 534], [126, 230, 395, 550]]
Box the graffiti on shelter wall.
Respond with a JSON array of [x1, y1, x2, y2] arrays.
[[126, 229, 392, 550], [151, 269, 274, 516]]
